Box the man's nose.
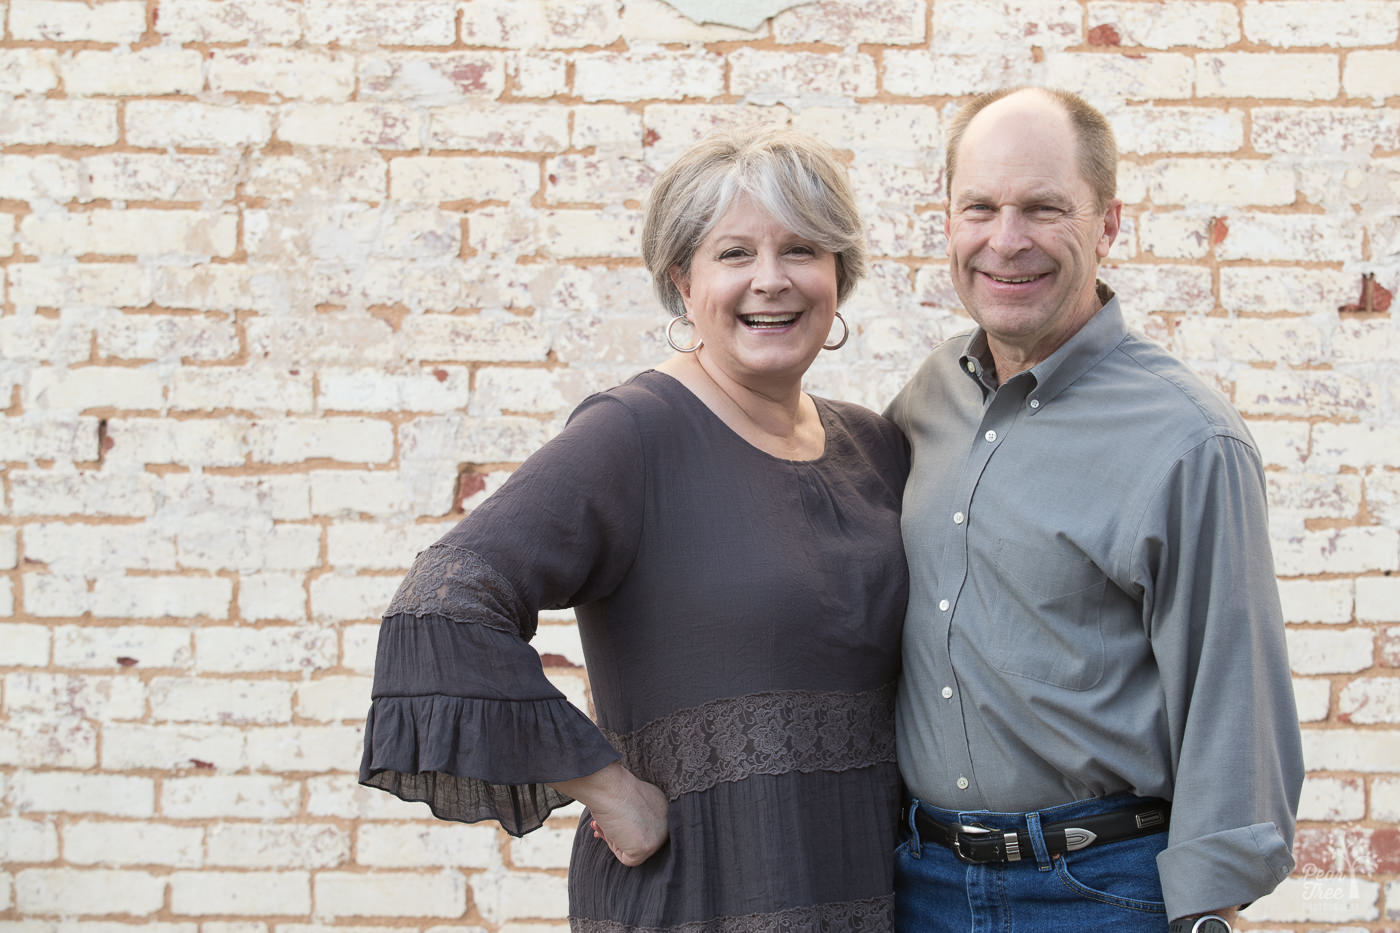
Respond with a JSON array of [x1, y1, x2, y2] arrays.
[[989, 210, 1032, 255]]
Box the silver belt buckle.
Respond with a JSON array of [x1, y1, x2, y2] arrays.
[[951, 822, 994, 863]]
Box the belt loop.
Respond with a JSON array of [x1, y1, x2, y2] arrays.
[[1026, 811, 1053, 872], [905, 799, 923, 858]]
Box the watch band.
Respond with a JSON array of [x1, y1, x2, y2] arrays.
[[1168, 915, 1232, 933]]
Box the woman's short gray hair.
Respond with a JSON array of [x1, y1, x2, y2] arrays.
[[642, 127, 868, 318]]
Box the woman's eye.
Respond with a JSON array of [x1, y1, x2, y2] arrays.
[[718, 248, 748, 260]]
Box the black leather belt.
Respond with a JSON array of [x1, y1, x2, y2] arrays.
[[906, 799, 1171, 864]]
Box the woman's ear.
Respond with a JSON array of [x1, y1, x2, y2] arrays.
[[669, 265, 691, 303]]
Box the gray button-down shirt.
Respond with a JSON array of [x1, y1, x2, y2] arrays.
[[886, 291, 1303, 919]]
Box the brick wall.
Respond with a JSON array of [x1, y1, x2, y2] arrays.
[[1, 0, 1396, 929]]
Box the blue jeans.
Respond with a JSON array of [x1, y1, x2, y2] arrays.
[[894, 793, 1169, 932]]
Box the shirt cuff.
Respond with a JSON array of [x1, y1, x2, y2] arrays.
[[1156, 822, 1295, 920]]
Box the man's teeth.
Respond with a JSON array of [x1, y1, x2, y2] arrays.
[[988, 273, 1040, 284]]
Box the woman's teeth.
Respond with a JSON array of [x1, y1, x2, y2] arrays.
[[742, 313, 798, 328]]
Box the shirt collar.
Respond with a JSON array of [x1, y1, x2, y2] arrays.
[[956, 281, 1126, 407]]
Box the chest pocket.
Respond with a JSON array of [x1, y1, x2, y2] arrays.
[[989, 538, 1106, 691]]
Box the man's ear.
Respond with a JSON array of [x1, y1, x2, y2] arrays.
[[1097, 199, 1123, 259]]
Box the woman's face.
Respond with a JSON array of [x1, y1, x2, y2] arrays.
[[670, 195, 839, 389]]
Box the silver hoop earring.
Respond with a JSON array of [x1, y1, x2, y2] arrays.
[[823, 311, 849, 351], [665, 314, 701, 353]]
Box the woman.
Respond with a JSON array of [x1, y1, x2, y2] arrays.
[[359, 127, 909, 930]]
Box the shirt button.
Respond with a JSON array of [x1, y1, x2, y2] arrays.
[[965, 360, 976, 374], [957, 777, 969, 790], [941, 686, 953, 699], [938, 599, 950, 611], [1029, 399, 1041, 410], [953, 511, 965, 525], [984, 429, 997, 443]]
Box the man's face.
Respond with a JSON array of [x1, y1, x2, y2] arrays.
[[945, 91, 1121, 372]]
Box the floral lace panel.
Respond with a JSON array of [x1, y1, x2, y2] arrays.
[[571, 894, 892, 933], [600, 683, 895, 800], [383, 544, 532, 639]]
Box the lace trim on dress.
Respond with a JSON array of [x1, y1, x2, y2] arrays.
[[600, 683, 896, 800], [384, 544, 533, 639], [570, 894, 893, 933]]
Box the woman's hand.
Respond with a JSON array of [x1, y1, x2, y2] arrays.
[[550, 762, 669, 866]]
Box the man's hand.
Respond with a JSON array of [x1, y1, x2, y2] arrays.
[[550, 762, 670, 867]]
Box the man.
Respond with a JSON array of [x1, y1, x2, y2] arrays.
[[885, 87, 1303, 933]]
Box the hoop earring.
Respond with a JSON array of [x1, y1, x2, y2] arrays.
[[823, 311, 849, 351], [665, 314, 701, 353]]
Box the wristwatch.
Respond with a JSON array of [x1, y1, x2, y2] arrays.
[[1168, 916, 1231, 933]]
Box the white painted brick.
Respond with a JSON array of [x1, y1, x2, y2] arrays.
[[1198, 53, 1340, 100], [295, 675, 372, 722], [170, 367, 312, 413], [170, 871, 310, 916], [0, 817, 59, 863], [531, 623, 586, 669], [314, 871, 466, 919], [429, 104, 570, 151], [63, 819, 203, 867], [9, 262, 151, 308], [791, 106, 942, 155], [0, 99, 117, 146], [1310, 423, 1400, 471], [1303, 728, 1400, 772], [10, 471, 160, 518], [639, 104, 795, 165], [400, 412, 554, 464], [243, 316, 397, 368], [324, 522, 443, 570], [0, 529, 16, 570], [470, 869, 568, 923], [80, 151, 239, 202], [1367, 471, 1400, 532], [8, 771, 153, 817], [239, 572, 308, 623], [210, 48, 355, 100], [8, 0, 146, 42], [194, 625, 336, 674], [90, 574, 234, 620], [1297, 775, 1365, 822], [1286, 627, 1374, 675], [1112, 106, 1245, 154], [728, 48, 877, 105], [1292, 677, 1331, 723], [306, 774, 437, 821], [15, 868, 166, 916], [882, 51, 1033, 97], [27, 365, 163, 411], [154, 0, 302, 43], [617, 0, 759, 41], [0, 711, 96, 768], [246, 419, 394, 464], [513, 52, 569, 98], [23, 572, 93, 618], [1174, 317, 1326, 365], [102, 723, 246, 772], [0, 415, 98, 462], [4, 672, 144, 719], [207, 823, 348, 868], [161, 474, 311, 523], [309, 573, 400, 622], [148, 677, 296, 725], [773, 0, 924, 43], [1373, 776, 1400, 821], [52, 624, 191, 670], [246, 724, 362, 772], [1273, 527, 1399, 576], [575, 49, 726, 103], [1345, 50, 1400, 102], [1045, 52, 1193, 101], [1244, 0, 1399, 47], [544, 153, 657, 207], [1086, 1, 1240, 48], [104, 418, 247, 469], [399, 312, 550, 363], [1138, 212, 1211, 260], [0, 313, 91, 365], [161, 775, 301, 820], [342, 623, 383, 675], [1338, 676, 1400, 725], [358, 52, 506, 105], [1333, 320, 1400, 362], [508, 827, 573, 870], [1278, 578, 1354, 624], [1220, 266, 1354, 313], [244, 152, 387, 201], [572, 105, 643, 156], [21, 209, 237, 258], [0, 625, 48, 666], [152, 265, 274, 313], [96, 313, 240, 362], [1147, 158, 1297, 208], [0, 154, 81, 201], [320, 367, 470, 413], [1252, 106, 1400, 156], [1098, 266, 1212, 316], [470, 368, 568, 416], [310, 470, 452, 521], [61, 48, 204, 96], [1219, 213, 1361, 262], [389, 157, 537, 204], [1357, 577, 1400, 624], [491, 208, 639, 259], [1244, 875, 1379, 923], [931, 0, 1080, 51], [307, 260, 468, 313], [1235, 369, 1375, 418], [461, 0, 621, 48], [0, 48, 59, 94], [278, 104, 423, 149], [0, 581, 11, 618], [353, 823, 500, 868], [1266, 473, 1362, 519], [127, 102, 272, 149], [303, 0, 455, 45]]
